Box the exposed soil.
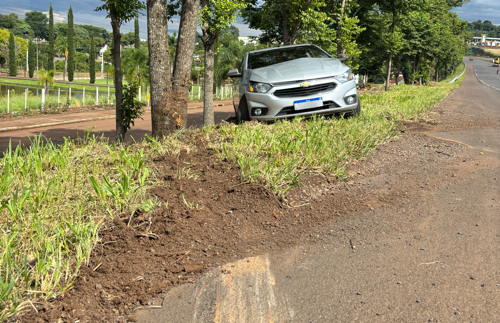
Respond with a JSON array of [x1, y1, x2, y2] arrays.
[[18, 87, 496, 323]]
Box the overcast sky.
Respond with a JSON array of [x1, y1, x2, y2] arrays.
[[453, 0, 500, 25], [0, 0, 260, 39], [1, 0, 496, 41]]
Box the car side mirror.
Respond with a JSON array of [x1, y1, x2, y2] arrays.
[[338, 54, 349, 62], [228, 68, 242, 78]]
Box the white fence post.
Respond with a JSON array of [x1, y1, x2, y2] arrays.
[[41, 89, 45, 111], [96, 87, 98, 106], [83, 87, 85, 106], [108, 86, 110, 105], [139, 86, 141, 101], [7, 89, 9, 113], [69, 87, 71, 101], [198, 86, 201, 100], [25, 88, 27, 111], [58, 88, 60, 105]]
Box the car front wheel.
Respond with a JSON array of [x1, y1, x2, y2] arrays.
[[235, 96, 251, 123]]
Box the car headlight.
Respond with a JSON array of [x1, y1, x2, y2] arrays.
[[248, 82, 272, 93], [335, 69, 354, 83]]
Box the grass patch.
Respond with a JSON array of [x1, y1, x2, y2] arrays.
[[0, 68, 465, 320], [441, 62, 465, 83], [0, 92, 116, 114]]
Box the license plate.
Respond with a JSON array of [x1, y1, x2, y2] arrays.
[[294, 97, 323, 111]]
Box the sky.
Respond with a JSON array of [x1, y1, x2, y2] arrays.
[[453, 0, 499, 25], [1, 0, 497, 41], [0, 0, 260, 39]]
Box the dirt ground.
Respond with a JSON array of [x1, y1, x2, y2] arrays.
[[17, 82, 496, 323]]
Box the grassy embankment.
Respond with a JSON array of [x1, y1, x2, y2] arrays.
[[0, 66, 465, 320]]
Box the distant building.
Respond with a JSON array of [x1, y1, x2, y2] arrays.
[[238, 37, 258, 45], [471, 35, 500, 47]]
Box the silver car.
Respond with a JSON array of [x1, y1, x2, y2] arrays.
[[228, 44, 360, 122]]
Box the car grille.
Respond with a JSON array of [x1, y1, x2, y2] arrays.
[[276, 101, 340, 116], [273, 82, 336, 98]]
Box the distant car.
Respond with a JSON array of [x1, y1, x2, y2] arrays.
[[469, 58, 474, 61], [228, 44, 360, 122]]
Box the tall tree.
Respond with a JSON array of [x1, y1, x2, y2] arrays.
[[47, 4, 54, 72], [8, 31, 16, 76], [96, 0, 146, 142], [134, 15, 140, 48], [89, 34, 96, 84], [28, 37, 35, 78], [199, 0, 247, 126], [24, 11, 48, 40], [67, 6, 74, 82], [242, 0, 330, 46], [377, 0, 415, 91], [147, 0, 200, 136]]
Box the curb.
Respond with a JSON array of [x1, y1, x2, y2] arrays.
[[0, 103, 233, 133]]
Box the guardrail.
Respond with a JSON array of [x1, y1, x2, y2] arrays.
[[449, 65, 466, 83]]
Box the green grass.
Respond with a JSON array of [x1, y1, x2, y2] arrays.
[[0, 132, 170, 320], [0, 67, 466, 320], [0, 78, 118, 92], [0, 92, 116, 114]]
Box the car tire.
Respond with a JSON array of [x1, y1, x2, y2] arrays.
[[345, 100, 361, 118], [236, 96, 251, 123]]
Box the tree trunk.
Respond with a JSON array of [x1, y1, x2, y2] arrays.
[[282, 5, 293, 45], [147, 0, 173, 137], [172, 0, 200, 128], [385, 13, 396, 91], [203, 41, 215, 126], [64, 58, 67, 81], [109, 6, 126, 142], [336, 0, 346, 57], [435, 60, 439, 82]]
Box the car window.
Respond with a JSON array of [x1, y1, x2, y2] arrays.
[[247, 46, 331, 70]]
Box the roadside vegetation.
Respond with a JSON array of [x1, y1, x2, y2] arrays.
[[0, 68, 465, 319]]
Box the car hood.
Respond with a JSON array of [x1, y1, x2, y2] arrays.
[[248, 58, 345, 84]]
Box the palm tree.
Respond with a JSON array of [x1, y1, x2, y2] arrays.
[[122, 47, 149, 89], [37, 69, 55, 92], [55, 36, 68, 81]]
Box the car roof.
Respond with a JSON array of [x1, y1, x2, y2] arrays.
[[246, 44, 325, 55]]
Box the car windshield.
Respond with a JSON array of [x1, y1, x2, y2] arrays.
[[247, 46, 331, 70]]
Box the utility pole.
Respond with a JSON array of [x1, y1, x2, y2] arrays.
[[25, 46, 28, 77], [36, 39, 39, 73]]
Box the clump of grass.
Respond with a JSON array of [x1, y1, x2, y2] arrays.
[[0, 131, 160, 320]]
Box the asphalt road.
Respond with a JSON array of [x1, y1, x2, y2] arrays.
[[465, 57, 500, 90], [138, 65, 500, 322]]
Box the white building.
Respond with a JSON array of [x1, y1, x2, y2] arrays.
[[472, 35, 500, 47], [238, 37, 258, 45]]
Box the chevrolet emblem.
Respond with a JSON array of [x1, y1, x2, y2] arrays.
[[300, 82, 310, 87]]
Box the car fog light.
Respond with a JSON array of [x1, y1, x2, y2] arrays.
[[254, 108, 262, 116], [346, 96, 356, 104]]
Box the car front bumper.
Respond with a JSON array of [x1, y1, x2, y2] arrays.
[[244, 78, 358, 121]]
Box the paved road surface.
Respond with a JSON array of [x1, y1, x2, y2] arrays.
[[0, 105, 235, 152], [465, 57, 500, 90], [138, 65, 500, 322]]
